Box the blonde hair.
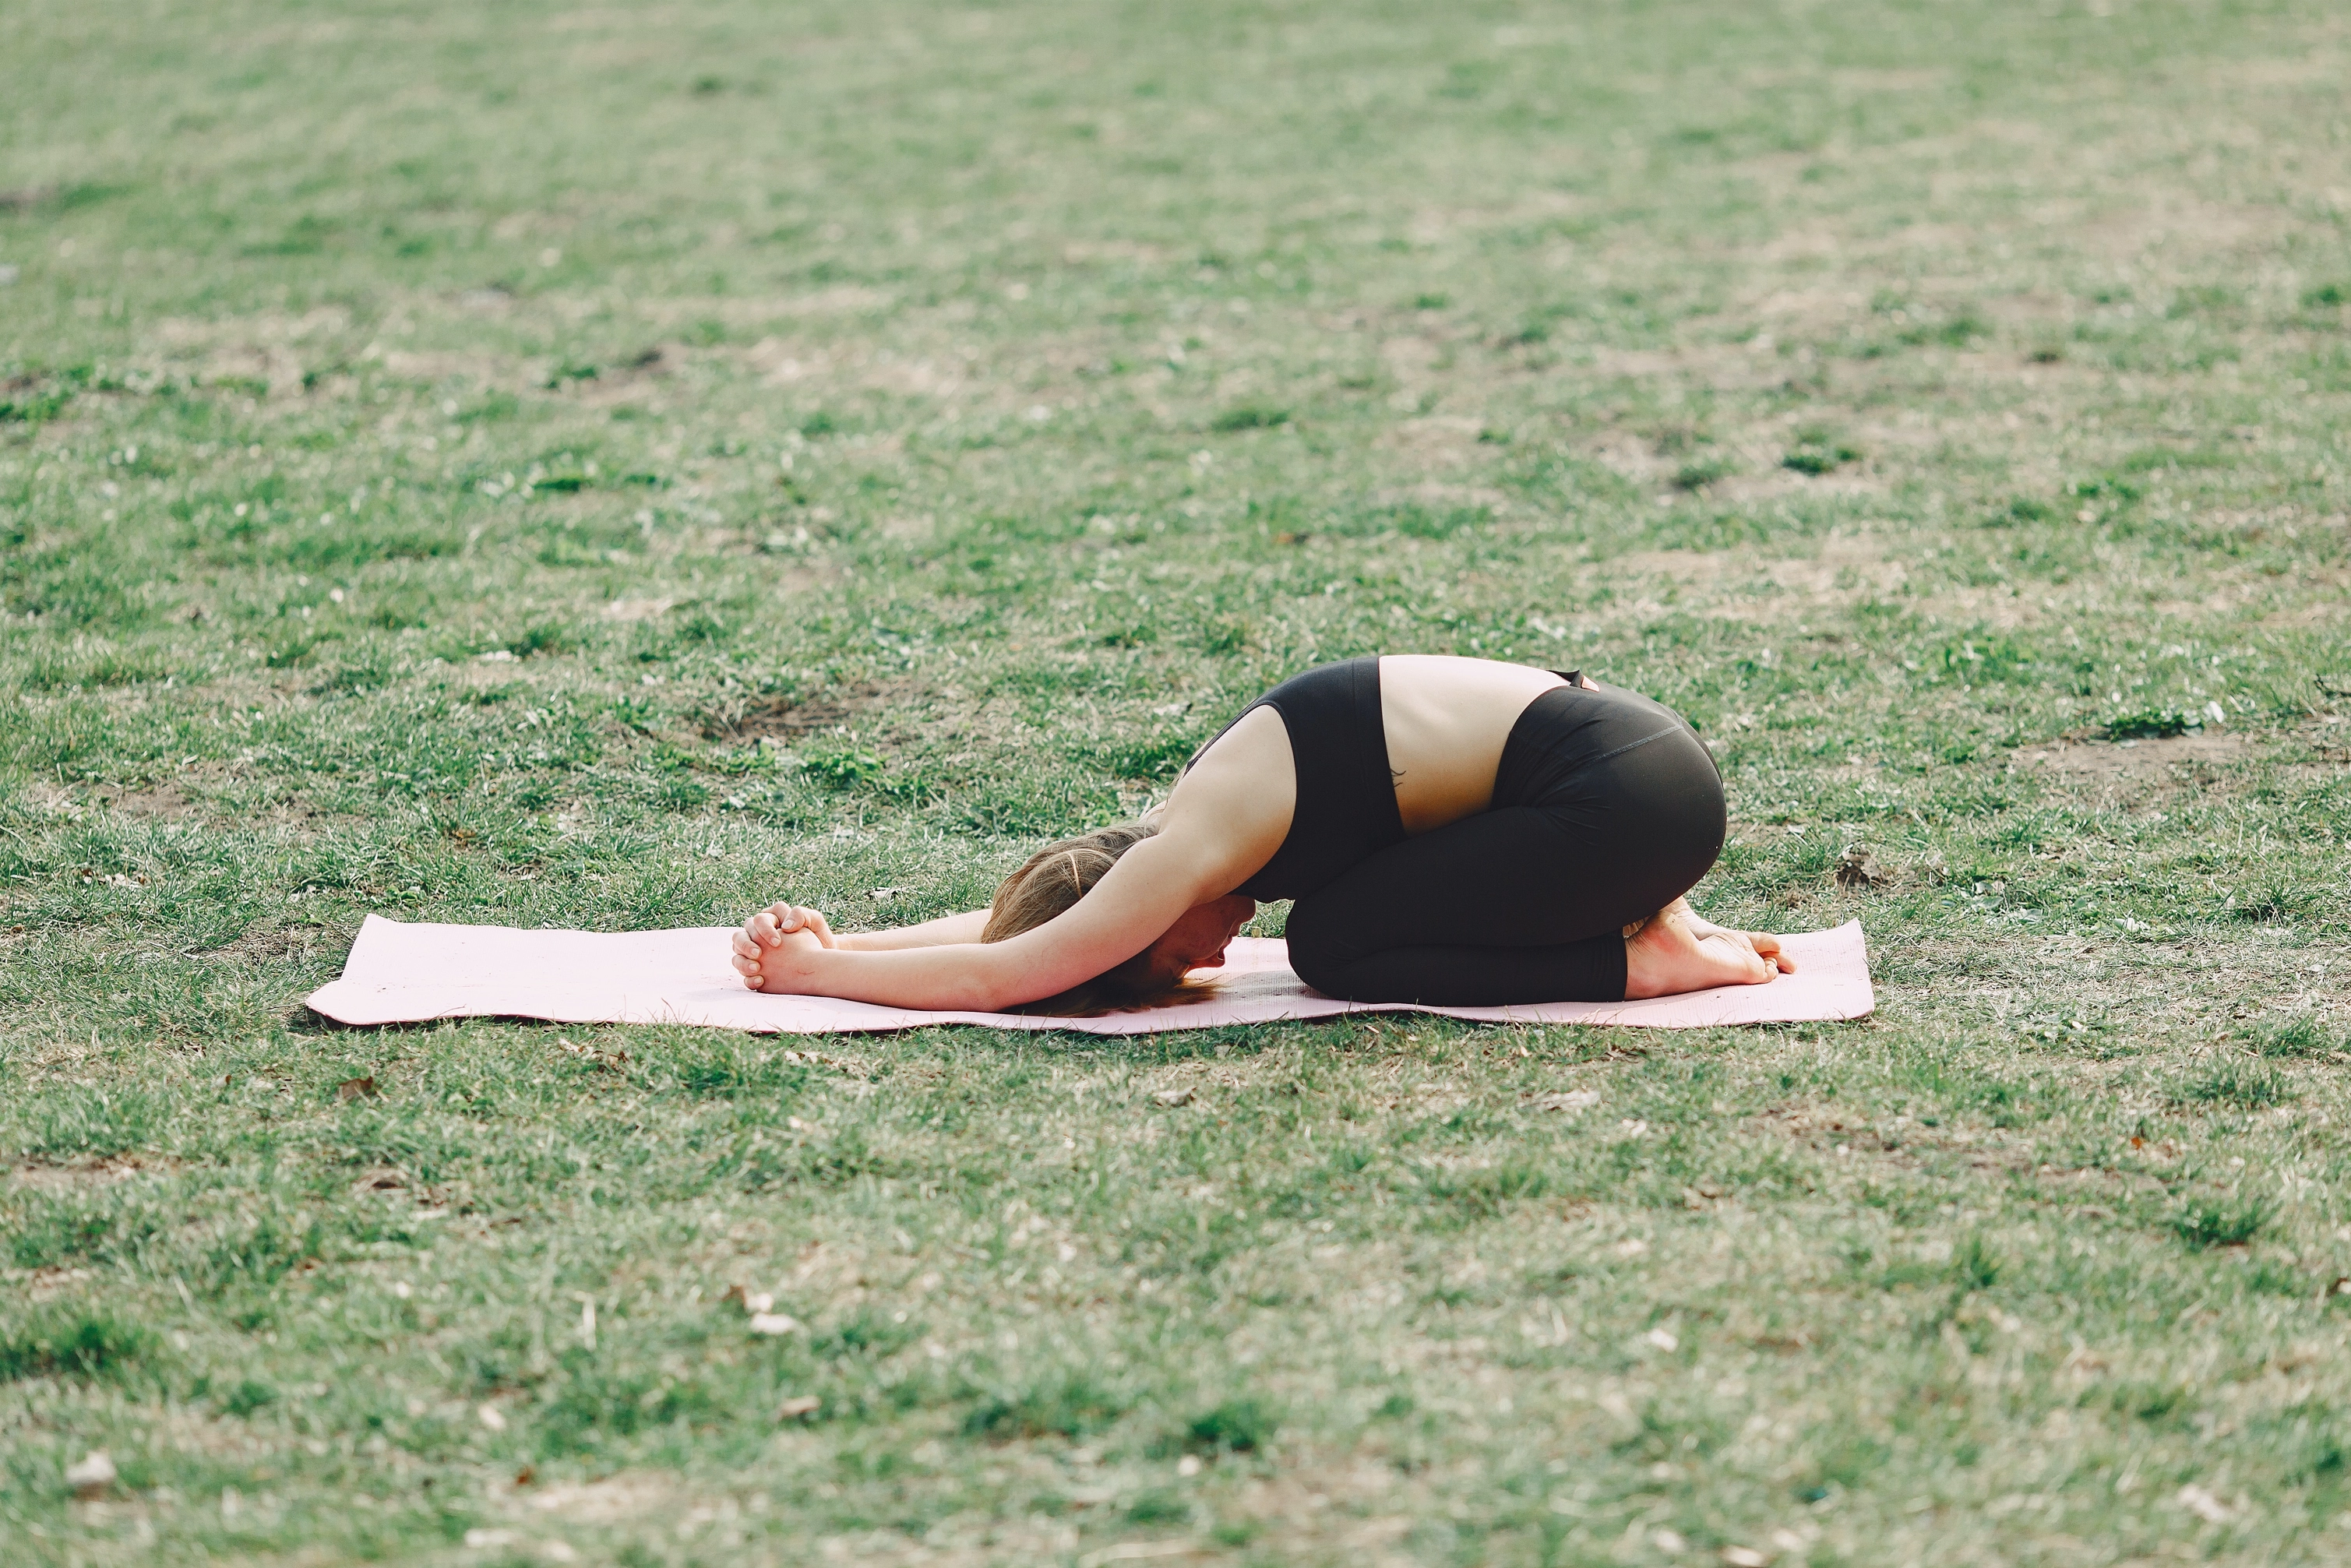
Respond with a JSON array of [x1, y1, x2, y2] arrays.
[[982, 821, 1168, 1013]]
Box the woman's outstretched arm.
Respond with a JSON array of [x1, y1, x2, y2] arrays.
[[732, 706, 1295, 1009], [735, 830, 1226, 1008], [848, 908, 992, 949]]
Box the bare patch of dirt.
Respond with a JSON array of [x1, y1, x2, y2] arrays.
[[1756, 1103, 2064, 1179], [1740, 284, 1868, 341], [1595, 533, 1909, 620], [1238, 1460, 1440, 1567], [94, 781, 199, 819], [509, 1469, 684, 1524], [2083, 199, 2294, 265], [1716, 463, 1884, 507], [145, 312, 354, 400], [1378, 414, 1486, 469], [219, 921, 339, 966], [1589, 431, 1672, 485], [715, 679, 927, 742], [153, 308, 351, 351], [601, 596, 676, 622], [10, 1156, 178, 1195], [2021, 731, 2257, 784], [1059, 238, 1174, 265], [569, 344, 678, 407], [860, 356, 970, 399], [1761, 535, 1910, 601], [203, 346, 309, 400], [17, 1265, 99, 1302], [2217, 55, 2342, 89], [2302, 718, 2351, 767], [645, 287, 894, 329], [351, 1165, 411, 1196], [1584, 342, 1789, 394], [744, 336, 986, 404], [148, 1405, 277, 1464], [1397, 189, 1584, 247], [1833, 66, 1948, 93], [1378, 334, 1443, 378], [378, 349, 505, 383], [746, 337, 830, 386], [2261, 595, 2351, 628]]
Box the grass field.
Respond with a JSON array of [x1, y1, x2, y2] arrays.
[[4, 0, 2349, 1562]]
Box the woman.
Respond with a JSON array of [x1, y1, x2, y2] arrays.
[[731, 656, 1790, 1010]]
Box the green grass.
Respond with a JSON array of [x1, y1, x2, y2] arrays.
[[3, 0, 2349, 1562]]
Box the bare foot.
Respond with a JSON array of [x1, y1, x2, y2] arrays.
[[1623, 898, 1791, 999], [1677, 904, 1791, 975]]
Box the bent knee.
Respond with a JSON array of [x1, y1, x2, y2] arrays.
[[1280, 899, 1352, 995]]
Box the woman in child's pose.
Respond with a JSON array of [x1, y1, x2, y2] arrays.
[[732, 656, 1789, 1010]]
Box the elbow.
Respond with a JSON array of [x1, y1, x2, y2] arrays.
[[971, 956, 1065, 1014], [971, 975, 1041, 1013], [957, 958, 1032, 1015]]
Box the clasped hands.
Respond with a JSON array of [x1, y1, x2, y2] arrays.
[[729, 901, 834, 992]]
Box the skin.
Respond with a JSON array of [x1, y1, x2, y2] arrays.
[[731, 657, 1791, 1008]]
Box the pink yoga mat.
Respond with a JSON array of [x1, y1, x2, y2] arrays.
[[307, 917, 1873, 1036]]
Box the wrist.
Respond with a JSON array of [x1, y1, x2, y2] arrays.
[[765, 941, 837, 990]]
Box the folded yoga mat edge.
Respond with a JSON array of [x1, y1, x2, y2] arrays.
[[306, 916, 1873, 1035]]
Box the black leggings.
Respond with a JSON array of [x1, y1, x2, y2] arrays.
[[1282, 683, 1725, 1005]]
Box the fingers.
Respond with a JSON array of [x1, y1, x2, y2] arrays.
[[751, 907, 820, 946], [733, 922, 776, 988], [748, 902, 831, 960], [765, 903, 823, 939]]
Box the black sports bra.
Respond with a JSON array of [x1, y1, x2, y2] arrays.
[[1185, 658, 1581, 902]]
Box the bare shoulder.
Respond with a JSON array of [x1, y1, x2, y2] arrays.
[[1171, 705, 1292, 817], [1158, 706, 1294, 890]]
